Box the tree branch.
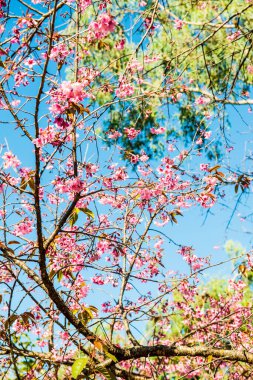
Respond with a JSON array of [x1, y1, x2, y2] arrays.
[[120, 344, 253, 365]]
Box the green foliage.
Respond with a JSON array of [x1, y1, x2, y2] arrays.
[[72, 357, 89, 379], [225, 240, 246, 258], [96, 365, 117, 380]]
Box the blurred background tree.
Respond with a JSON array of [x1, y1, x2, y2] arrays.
[[65, 0, 253, 161]]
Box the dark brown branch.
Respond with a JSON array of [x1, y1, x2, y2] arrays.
[[119, 344, 253, 365]]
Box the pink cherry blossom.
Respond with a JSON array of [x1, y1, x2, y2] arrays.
[[79, 0, 92, 10], [14, 71, 28, 87], [130, 154, 139, 164], [13, 219, 33, 236], [49, 81, 89, 115], [2, 151, 21, 169], [92, 274, 105, 285], [115, 39, 125, 50], [11, 99, 21, 107], [0, 98, 7, 109], [49, 43, 72, 62], [203, 175, 218, 186], [150, 127, 166, 135], [196, 137, 203, 145], [33, 126, 57, 148], [88, 13, 117, 41], [200, 163, 209, 171], [204, 130, 212, 139], [108, 130, 122, 139], [116, 82, 135, 98], [124, 127, 140, 140], [24, 58, 37, 68], [227, 31, 241, 41], [139, 152, 149, 162], [247, 65, 253, 74], [195, 96, 210, 105], [174, 18, 184, 30], [59, 331, 70, 341]]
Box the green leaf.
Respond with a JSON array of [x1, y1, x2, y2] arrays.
[[104, 351, 118, 363], [83, 307, 94, 319], [57, 270, 63, 282], [69, 208, 80, 227], [78, 306, 95, 326], [72, 357, 88, 379], [96, 365, 117, 380], [79, 207, 95, 219]]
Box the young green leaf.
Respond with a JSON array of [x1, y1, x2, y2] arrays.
[[72, 357, 88, 379], [96, 365, 117, 380], [69, 208, 80, 227], [104, 351, 118, 363], [79, 207, 95, 219]]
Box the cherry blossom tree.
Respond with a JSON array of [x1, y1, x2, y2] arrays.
[[0, 0, 253, 379]]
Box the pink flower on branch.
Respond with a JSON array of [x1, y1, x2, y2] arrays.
[[108, 130, 122, 139], [116, 82, 135, 98], [115, 39, 125, 50], [174, 18, 184, 30], [227, 31, 241, 41], [195, 96, 210, 105], [2, 151, 21, 169], [24, 58, 38, 69], [247, 65, 253, 74], [150, 127, 166, 135], [88, 12, 117, 41], [13, 219, 33, 236], [124, 127, 141, 140], [49, 81, 89, 115], [49, 43, 72, 62]]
